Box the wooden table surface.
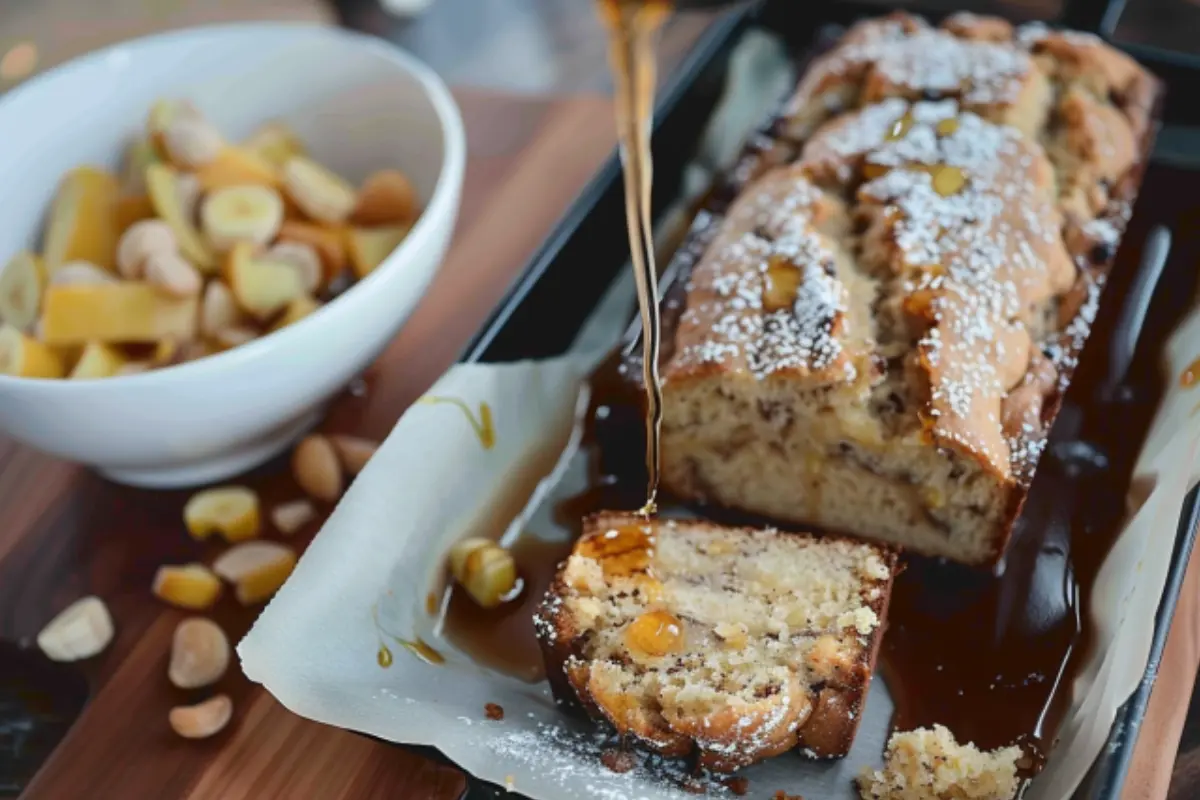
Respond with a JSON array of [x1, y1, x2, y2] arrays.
[[2, 1, 1200, 799]]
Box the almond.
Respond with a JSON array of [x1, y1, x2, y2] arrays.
[[292, 434, 343, 502], [169, 617, 230, 689], [169, 695, 233, 739]]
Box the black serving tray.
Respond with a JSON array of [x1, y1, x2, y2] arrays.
[[438, 2, 1200, 797]]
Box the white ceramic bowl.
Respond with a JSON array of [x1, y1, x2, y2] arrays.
[[0, 24, 465, 487]]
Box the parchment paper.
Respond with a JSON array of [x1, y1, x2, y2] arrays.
[[240, 28, 1200, 800]]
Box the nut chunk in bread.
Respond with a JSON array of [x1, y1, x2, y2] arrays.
[[857, 725, 1022, 800], [660, 14, 1156, 565], [534, 512, 898, 772]]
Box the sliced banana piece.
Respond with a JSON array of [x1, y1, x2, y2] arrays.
[[0, 324, 64, 378], [244, 121, 306, 169], [146, 163, 215, 271], [36, 596, 114, 662], [265, 241, 322, 294], [348, 224, 410, 279], [201, 185, 284, 252], [184, 485, 260, 542], [42, 166, 121, 274], [282, 156, 357, 224], [227, 243, 304, 320], [68, 342, 127, 379], [116, 218, 177, 279], [0, 251, 45, 330]]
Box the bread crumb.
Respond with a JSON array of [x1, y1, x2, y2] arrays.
[[484, 702, 504, 721], [724, 776, 750, 795], [600, 747, 638, 774], [857, 725, 1021, 800]]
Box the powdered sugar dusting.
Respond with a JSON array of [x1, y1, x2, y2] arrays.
[[832, 27, 1031, 106], [671, 172, 856, 383], [485, 724, 732, 799]]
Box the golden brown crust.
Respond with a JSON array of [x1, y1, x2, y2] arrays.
[[535, 513, 898, 771], [656, 13, 1159, 565]]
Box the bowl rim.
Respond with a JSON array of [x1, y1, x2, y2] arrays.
[[0, 21, 467, 391]]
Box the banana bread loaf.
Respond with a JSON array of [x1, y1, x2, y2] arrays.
[[534, 512, 898, 771], [659, 13, 1157, 564]]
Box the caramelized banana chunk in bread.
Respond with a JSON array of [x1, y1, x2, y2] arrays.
[[535, 513, 898, 772]]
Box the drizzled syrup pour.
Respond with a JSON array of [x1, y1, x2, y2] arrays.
[[598, 0, 671, 515]]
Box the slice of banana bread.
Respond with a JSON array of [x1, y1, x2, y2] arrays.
[[535, 512, 898, 772], [659, 13, 1157, 565]]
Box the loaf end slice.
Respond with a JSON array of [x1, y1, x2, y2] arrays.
[[535, 512, 898, 772]]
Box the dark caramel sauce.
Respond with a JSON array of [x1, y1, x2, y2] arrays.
[[440, 537, 573, 682], [598, 0, 670, 514]]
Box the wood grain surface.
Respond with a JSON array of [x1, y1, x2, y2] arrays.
[[0, 86, 617, 800]]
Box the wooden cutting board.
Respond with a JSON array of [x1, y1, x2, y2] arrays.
[[0, 87, 616, 800]]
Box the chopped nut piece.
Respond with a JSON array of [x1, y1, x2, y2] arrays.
[[212, 541, 297, 605], [270, 499, 316, 536], [184, 486, 261, 542], [292, 434, 343, 502], [153, 563, 222, 610], [144, 251, 202, 298], [352, 169, 419, 226], [330, 434, 378, 476], [484, 702, 505, 721], [116, 219, 176, 279], [169, 694, 233, 739], [36, 596, 114, 662], [169, 617, 230, 689]]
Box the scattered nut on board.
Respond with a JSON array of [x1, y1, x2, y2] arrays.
[[330, 434, 379, 476], [212, 541, 297, 605], [153, 563, 222, 610], [448, 538, 519, 609], [0, 100, 422, 378], [169, 694, 233, 739], [292, 434, 343, 502], [183, 486, 260, 542], [169, 617, 230, 689], [36, 596, 114, 662], [271, 499, 316, 536]]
